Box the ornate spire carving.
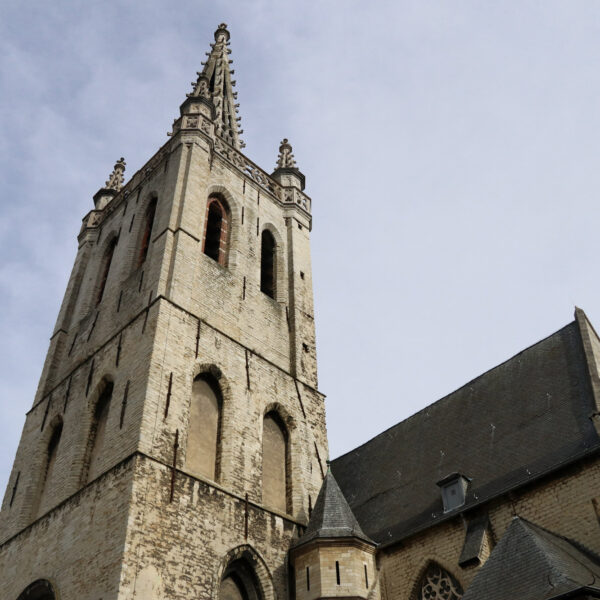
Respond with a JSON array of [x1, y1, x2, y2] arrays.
[[271, 138, 305, 191], [104, 158, 126, 191], [275, 139, 297, 169], [188, 23, 244, 149]]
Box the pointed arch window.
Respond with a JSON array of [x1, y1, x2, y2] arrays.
[[186, 374, 222, 481], [137, 197, 157, 267], [260, 230, 276, 298], [415, 563, 463, 600], [86, 381, 113, 483], [262, 411, 288, 512], [32, 419, 63, 518], [96, 238, 117, 305], [203, 195, 230, 266]]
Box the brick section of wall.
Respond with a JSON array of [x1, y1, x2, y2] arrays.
[[378, 456, 600, 599]]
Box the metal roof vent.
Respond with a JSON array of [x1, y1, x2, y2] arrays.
[[436, 472, 471, 513]]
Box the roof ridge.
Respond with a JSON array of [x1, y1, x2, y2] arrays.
[[516, 518, 600, 586]]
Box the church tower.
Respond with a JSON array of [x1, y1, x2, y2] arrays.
[[0, 23, 328, 599]]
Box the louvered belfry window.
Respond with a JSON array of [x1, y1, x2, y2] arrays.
[[203, 196, 230, 266], [260, 229, 276, 298]]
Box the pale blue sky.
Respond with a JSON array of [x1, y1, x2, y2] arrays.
[[2, 1, 600, 497]]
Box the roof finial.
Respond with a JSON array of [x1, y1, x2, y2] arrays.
[[214, 23, 230, 42], [105, 158, 126, 191], [275, 139, 297, 169]]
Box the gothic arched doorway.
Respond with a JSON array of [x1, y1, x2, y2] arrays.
[[220, 558, 262, 600], [216, 545, 274, 600], [17, 579, 56, 600]]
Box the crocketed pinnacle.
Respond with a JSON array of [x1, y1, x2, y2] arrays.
[[275, 139, 297, 169], [104, 158, 126, 191], [292, 470, 375, 548], [189, 23, 244, 149]]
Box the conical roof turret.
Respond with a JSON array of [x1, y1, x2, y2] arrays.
[[293, 468, 375, 548], [186, 23, 244, 149]]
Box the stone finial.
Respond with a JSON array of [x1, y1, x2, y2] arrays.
[[275, 139, 297, 169], [105, 158, 126, 191], [214, 23, 230, 42]]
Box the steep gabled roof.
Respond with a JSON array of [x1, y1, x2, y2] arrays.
[[332, 314, 600, 546], [463, 518, 600, 600], [293, 470, 374, 548]]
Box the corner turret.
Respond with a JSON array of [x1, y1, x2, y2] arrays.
[[93, 157, 125, 210], [272, 138, 305, 190], [290, 469, 379, 599]]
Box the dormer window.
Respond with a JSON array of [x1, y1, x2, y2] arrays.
[[436, 472, 471, 513]]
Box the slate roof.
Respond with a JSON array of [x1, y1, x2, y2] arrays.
[[292, 470, 374, 548], [462, 518, 600, 600], [331, 315, 600, 546]]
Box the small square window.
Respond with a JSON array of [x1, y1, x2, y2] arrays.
[[436, 472, 471, 513]]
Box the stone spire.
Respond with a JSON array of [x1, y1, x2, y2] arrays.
[[93, 158, 126, 210], [188, 23, 244, 149]]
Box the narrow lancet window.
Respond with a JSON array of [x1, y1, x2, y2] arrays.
[[137, 198, 157, 267], [262, 411, 288, 512], [186, 375, 222, 480], [32, 420, 63, 518], [203, 196, 230, 265], [86, 381, 113, 483], [260, 229, 276, 298], [96, 238, 117, 305]]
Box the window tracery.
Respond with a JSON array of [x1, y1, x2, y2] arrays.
[[416, 563, 463, 600]]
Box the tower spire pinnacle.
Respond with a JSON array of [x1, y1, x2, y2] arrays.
[[187, 23, 244, 149], [92, 157, 126, 210], [275, 139, 297, 169], [104, 157, 126, 191]]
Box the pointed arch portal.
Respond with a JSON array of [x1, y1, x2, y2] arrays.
[[216, 545, 274, 600], [17, 579, 56, 600], [220, 559, 262, 600]]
